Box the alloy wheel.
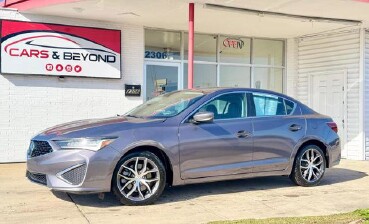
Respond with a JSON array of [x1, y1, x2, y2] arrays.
[[117, 157, 160, 201], [300, 148, 325, 182]]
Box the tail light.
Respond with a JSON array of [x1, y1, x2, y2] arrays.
[[326, 122, 338, 133]]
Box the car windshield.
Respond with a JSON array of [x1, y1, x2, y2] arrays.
[[126, 91, 205, 118]]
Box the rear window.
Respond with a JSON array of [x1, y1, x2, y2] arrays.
[[285, 99, 295, 114], [252, 93, 295, 116]]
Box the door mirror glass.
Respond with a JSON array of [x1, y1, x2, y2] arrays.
[[192, 112, 214, 123]]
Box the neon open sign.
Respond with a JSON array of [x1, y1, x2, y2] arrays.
[[223, 38, 244, 49]]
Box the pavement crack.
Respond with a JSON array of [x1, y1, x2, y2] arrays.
[[67, 193, 91, 224]]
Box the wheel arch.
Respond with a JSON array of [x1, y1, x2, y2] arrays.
[[293, 138, 330, 168], [117, 142, 174, 186]]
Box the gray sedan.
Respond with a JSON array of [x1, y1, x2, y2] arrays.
[[26, 88, 341, 205]]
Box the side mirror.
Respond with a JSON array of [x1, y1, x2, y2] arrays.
[[192, 111, 214, 123]]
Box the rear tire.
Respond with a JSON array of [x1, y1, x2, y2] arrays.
[[290, 145, 326, 187], [112, 151, 166, 206]]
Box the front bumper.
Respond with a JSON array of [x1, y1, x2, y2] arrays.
[[26, 144, 121, 194]]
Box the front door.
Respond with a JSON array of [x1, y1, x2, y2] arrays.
[[144, 62, 180, 101], [179, 92, 254, 179], [311, 73, 346, 157]]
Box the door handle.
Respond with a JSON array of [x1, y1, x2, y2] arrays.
[[236, 130, 251, 138], [289, 124, 302, 132]]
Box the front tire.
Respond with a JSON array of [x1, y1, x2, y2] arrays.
[[290, 145, 326, 187], [112, 151, 166, 206]]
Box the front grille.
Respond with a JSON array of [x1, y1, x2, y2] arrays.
[[60, 164, 87, 185], [29, 140, 53, 158], [26, 171, 47, 185]]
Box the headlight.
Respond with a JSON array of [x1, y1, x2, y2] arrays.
[[53, 137, 116, 151]]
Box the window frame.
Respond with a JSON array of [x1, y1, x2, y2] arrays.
[[182, 91, 297, 123], [249, 92, 297, 117], [183, 91, 253, 123], [197, 92, 248, 120]]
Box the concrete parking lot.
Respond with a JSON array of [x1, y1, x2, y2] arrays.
[[1, 160, 369, 224]]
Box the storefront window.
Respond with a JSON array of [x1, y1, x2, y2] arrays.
[[219, 36, 251, 64], [253, 39, 284, 66], [219, 65, 251, 87], [145, 64, 179, 101], [144, 29, 286, 97], [145, 29, 181, 60], [252, 68, 283, 93], [184, 33, 217, 62], [183, 63, 217, 88]]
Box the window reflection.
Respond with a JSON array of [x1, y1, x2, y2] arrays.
[[253, 68, 283, 93], [219, 36, 251, 64], [183, 63, 217, 88], [253, 39, 284, 66], [145, 29, 181, 60], [184, 33, 217, 62], [219, 65, 250, 87]]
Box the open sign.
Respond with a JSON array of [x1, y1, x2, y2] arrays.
[[223, 38, 244, 49]]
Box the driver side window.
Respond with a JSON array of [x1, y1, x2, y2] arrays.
[[198, 93, 247, 120]]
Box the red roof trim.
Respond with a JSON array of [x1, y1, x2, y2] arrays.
[[4, 0, 79, 11]]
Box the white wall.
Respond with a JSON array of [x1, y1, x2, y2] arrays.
[[0, 10, 144, 162], [286, 38, 298, 97], [364, 30, 369, 161], [296, 28, 364, 160]]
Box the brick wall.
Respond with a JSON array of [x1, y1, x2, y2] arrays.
[[0, 11, 144, 162]]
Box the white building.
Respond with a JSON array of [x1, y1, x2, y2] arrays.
[[1, 0, 369, 162]]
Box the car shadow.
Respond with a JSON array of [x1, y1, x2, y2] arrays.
[[52, 167, 367, 208]]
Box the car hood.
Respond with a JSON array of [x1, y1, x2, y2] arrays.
[[37, 116, 166, 138]]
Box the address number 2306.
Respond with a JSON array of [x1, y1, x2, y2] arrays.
[[145, 51, 168, 59]]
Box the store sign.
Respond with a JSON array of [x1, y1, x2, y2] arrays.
[[223, 37, 244, 49], [125, 84, 141, 96], [0, 20, 121, 78]]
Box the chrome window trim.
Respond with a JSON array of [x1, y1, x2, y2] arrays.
[[181, 91, 297, 124]]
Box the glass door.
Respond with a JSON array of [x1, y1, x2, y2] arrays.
[[144, 62, 180, 101]]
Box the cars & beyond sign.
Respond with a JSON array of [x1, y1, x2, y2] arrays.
[[0, 20, 121, 78]]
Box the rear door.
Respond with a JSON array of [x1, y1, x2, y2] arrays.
[[250, 92, 306, 172]]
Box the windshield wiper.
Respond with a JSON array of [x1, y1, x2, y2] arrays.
[[126, 114, 141, 118]]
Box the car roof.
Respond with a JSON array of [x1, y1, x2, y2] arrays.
[[189, 87, 295, 100]]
